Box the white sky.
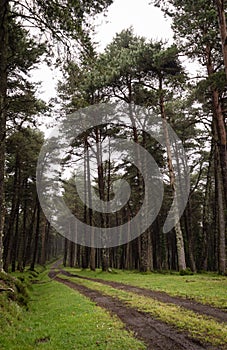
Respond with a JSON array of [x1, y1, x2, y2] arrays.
[[94, 0, 172, 51], [32, 0, 173, 102]]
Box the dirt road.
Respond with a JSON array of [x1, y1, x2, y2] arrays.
[[49, 266, 224, 350], [61, 270, 227, 324]]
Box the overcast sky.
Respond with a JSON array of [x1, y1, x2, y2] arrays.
[[32, 0, 173, 102], [94, 0, 172, 51]]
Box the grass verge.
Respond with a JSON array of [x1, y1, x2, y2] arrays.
[[0, 270, 145, 350]]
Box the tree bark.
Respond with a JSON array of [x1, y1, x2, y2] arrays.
[[69, 241, 76, 267], [201, 143, 214, 271], [23, 199, 37, 268], [85, 137, 95, 271], [216, 155, 226, 274], [17, 179, 28, 272], [4, 155, 20, 272], [215, 0, 227, 80], [30, 200, 41, 271], [63, 238, 68, 267], [40, 217, 49, 266], [0, 0, 9, 272], [95, 127, 109, 271], [159, 78, 186, 271], [214, 122, 226, 274], [206, 43, 227, 209], [184, 200, 197, 272]]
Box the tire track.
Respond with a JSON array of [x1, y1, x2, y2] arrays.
[[61, 270, 227, 324], [50, 270, 220, 350]]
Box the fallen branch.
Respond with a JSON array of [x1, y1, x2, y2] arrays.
[[0, 287, 15, 293]]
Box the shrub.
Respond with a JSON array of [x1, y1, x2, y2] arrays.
[[179, 268, 194, 276]]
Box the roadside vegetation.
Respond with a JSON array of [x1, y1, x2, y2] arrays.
[[0, 269, 145, 350]]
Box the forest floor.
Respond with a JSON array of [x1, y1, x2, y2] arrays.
[[48, 263, 227, 350]]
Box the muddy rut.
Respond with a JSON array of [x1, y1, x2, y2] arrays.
[[49, 267, 224, 350], [61, 270, 227, 324]]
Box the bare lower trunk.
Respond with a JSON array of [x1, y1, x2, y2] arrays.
[[212, 89, 227, 208], [201, 143, 213, 271], [175, 221, 186, 271], [23, 200, 37, 268], [0, 0, 9, 272], [140, 231, 149, 272], [69, 241, 76, 267], [30, 200, 41, 271], [4, 158, 20, 272], [159, 78, 186, 271], [206, 43, 227, 209], [216, 158, 226, 274], [63, 238, 68, 267], [40, 217, 49, 266], [17, 179, 28, 272], [85, 137, 95, 271], [214, 125, 226, 274]]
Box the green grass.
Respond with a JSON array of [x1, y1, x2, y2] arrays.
[[0, 292, 23, 331], [64, 268, 227, 309], [58, 274, 227, 348], [0, 271, 145, 350]]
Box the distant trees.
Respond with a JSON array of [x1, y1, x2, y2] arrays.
[[58, 29, 192, 272]]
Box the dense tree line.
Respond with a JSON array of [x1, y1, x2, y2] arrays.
[[0, 1, 226, 274], [59, 1, 227, 273], [0, 0, 113, 271]]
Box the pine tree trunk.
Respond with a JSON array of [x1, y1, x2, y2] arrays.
[[201, 143, 214, 271], [81, 246, 89, 269], [69, 241, 75, 267], [101, 248, 109, 271], [30, 201, 41, 271], [206, 43, 227, 208], [4, 156, 21, 271], [140, 230, 149, 272], [140, 130, 154, 272], [215, 0, 227, 80], [159, 79, 186, 271], [40, 217, 48, 266], [0, 0, 8, 272], [128, 102, 150, 272], [17, 179, 28, 272], [95, 128, 109, 271], [184, 202, 196, 272], [214, 127, 226, 274], [11, 207, 20, 272], [216, 160, 226, 274], [23, 200, 37, 268], [63, 238, 68, 267], [85, 137, 95, 271], [124, 210, 131, 269], [147, 229, 154, 271], [212, 89, 227, 208]]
